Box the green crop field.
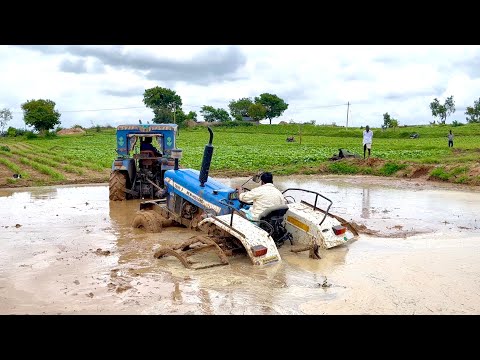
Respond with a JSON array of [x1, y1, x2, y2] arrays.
[[1, 122, 480, 188]]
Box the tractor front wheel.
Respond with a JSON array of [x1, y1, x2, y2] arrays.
[[109, 171, 127, 201], [132, 210, 163, 233]]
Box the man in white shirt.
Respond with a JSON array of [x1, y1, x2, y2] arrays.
[[236, 172, 285, 221], [363, 125, 373, 159]]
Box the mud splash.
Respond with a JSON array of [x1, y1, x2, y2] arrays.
[[1, 176, 480, 314]]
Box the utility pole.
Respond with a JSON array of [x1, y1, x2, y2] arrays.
[[346, 101, 350, 129]]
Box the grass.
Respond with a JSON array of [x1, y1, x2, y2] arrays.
[[0, 122, 479, 186], [0, 157, 28, 178], [19, 157, 66, 180]]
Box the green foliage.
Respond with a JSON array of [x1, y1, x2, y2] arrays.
[[143, 86, 182, 113], [254, 93, 288, 125], [429, 167, 450, 181], [21, 99, 61, 132], [7, 127, 16, 137], [96, 125, 101, 132], [248, 103, 267, 121], [1, 123, 480, 186], [0, 157, 27, 177], [0, 145, 10, 151], [380, 162, 406, 176], [186, 111, 197, 122], [200, 106, 231, 122], [465, 97, 480, 123], [455, 175, 468, 184], [327, 161, 359, 174], [20, 157, 65, 180], [143, 87, 183, 124], [383, 112, 392, 128], [44, 131, 58, 139], [451, 120, 464, 127], [430, 96, 455, 124], [0, 108, 13, 134], [25, 131, 38, 139], [228, 98, 254, 120]]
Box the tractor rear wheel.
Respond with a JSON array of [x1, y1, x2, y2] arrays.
[[109, 171, 127, 201], [132, 210, 163, 233]]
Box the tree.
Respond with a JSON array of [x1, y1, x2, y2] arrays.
[[248, 103, 267, 122], [200, 106, 216, 122], [186, 111, 197, 122], [0, 108, 13, 134], [228, 98, 253, 121], [383, 112, 392, 128], [143, 87, 183, 124], [215, 109, 231, 122], [254, 93, 289, 125], [430, 96, 455, 124], [465, 97, 480, 123], [200, 106, 231, 122], [390, 118, 399, 130], [21, 99, 61, 132]]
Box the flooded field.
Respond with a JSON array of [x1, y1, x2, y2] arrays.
[[1, 175, 480, 314]]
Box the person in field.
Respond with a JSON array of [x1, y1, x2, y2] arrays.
[[362, 125, 373, 159]]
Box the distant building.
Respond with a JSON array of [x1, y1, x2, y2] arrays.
[[241, 116, 260, 124]]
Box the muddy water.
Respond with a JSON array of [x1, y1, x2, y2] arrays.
[[1, 175, 480, 314]]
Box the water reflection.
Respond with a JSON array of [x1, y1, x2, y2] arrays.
[[361, 188, 371, 219]]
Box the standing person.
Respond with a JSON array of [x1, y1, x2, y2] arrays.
[[236, 172, 285, 221], [448, 130, 454, 148], [362, 125, 373, 159]]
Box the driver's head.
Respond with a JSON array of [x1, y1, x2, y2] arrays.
[[260, 172, 273, 184]]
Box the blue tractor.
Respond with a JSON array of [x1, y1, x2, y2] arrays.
[[109, 124, 178, 201]]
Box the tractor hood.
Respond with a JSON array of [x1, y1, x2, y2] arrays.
[[163, 169, 239, 216]]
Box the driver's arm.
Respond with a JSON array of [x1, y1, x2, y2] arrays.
[[238, 188, 257, 203]]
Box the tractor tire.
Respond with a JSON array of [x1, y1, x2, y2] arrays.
[[132, 210, 163, 233], [109, 171, 127, 201]]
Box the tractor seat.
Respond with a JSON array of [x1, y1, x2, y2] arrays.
[[257, 204, 292, 247], [139, 150, 156, 167]]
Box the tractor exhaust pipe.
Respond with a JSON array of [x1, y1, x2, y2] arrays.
[[199, 127, 214, 187]]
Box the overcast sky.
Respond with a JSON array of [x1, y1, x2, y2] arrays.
[[1, 45, 480, 130]]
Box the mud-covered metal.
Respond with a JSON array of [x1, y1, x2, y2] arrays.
[[199, 214, 281, 266]]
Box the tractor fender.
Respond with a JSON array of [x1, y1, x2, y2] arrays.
[[111, 159, 136, 184], [198, 214, 281, 266]]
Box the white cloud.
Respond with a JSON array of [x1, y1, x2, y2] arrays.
[[1, 45, 480, 130]]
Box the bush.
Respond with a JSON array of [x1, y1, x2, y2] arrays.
[[7, 127, 16, 137], [380, 162, 407, 176], [73, 124, 84, 129], [328, 161, 359, 174], [452, 120, 464, 127], [55, 126, 64, 132], [25, 131, 39, 139], [0, 145, 10, 151], [45, 131, 58, 139]]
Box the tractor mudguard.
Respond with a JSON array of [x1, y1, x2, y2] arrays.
[[284, 202, 358, 249], [198, 214, 281, 266]]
